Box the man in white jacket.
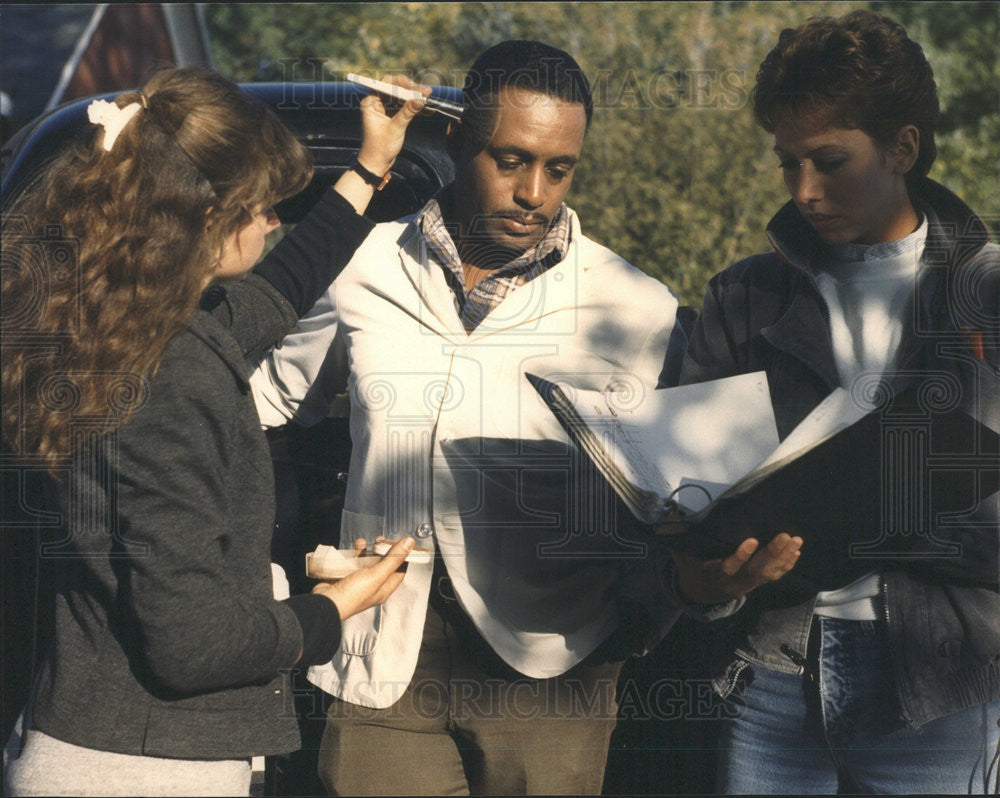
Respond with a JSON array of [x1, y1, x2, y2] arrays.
[[250, 40, 790, 795]]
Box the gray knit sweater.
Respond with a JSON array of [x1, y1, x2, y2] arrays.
[[31, 192, 374, 759]]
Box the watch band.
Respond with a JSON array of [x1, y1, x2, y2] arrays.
[[349, 156, 391, 191]]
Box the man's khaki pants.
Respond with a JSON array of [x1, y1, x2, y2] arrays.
[[318, 578, 624, 796]]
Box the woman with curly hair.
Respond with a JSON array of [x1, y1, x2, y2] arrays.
[[674, 10, 999, 794], [2, 67, 425, 795]]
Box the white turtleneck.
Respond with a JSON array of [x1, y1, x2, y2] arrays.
[[811, 216, 928, 620]]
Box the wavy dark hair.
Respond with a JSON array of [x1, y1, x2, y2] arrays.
[[1, 67, 312, 471], [752, 10, 940, 180]]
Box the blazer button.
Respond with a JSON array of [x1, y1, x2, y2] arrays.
[[415, 522, 433, 539]]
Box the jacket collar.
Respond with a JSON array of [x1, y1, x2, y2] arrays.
[[760, 178, 992, 391], [765, 177, 988, 274]]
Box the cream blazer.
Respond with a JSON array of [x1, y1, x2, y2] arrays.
[[250, 208, 683, 708]]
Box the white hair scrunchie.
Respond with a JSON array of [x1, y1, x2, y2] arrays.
[[87, 99, 143, 152]]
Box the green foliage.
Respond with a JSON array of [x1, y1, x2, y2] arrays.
[[872, 1, 1000, 226], [203, 1, 1000, 307]]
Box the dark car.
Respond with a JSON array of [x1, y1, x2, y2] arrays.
[[2, 81, 459, 221], [1, 81, 460, 796]]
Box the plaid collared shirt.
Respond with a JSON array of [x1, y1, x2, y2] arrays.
[[415, 192, 572, 333]]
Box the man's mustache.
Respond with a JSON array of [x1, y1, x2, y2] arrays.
[[486, 211, 550, 226]]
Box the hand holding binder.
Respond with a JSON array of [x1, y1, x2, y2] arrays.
[[530, 372, 999, 597], [669, 531, 804, 605]]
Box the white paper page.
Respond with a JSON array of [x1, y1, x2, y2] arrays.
[[566, 372, 780, 514], [754, 387, 869, 471], [578, 402, 673, 503]]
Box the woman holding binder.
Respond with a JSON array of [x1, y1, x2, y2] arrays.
[[674, 10, 999, 794]]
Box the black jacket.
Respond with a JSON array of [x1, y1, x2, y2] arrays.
[[679, 177, 999, 729], [30, 192, 374, 758]]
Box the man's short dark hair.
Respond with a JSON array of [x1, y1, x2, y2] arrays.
[[753, 10, 939, 179], [459, 40, 593, 152]]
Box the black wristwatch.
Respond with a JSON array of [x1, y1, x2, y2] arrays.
[[349, 156, 391, 191]]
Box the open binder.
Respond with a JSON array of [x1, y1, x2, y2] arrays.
[[528, 372, 999, 592]]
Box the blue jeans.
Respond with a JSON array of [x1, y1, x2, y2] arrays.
[[717, 617, 1000, 794]]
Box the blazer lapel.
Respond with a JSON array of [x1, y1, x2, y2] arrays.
[[395, 224, 467, 338]]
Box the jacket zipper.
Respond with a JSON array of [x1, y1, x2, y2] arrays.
[[719, 658, 751, 699]]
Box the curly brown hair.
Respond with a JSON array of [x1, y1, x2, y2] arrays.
[[1, 67, 312, 471], [752, 10, 940, 180]]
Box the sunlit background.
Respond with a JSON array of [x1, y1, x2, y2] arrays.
[[2, 2, 996, 306]]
